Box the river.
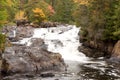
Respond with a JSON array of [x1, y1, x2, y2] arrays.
[[3, 25, 120, 80]]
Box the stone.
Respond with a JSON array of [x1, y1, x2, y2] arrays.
[[78, 46, 105, 58], [1, 38, 65, 75], [111, 40, 120, 59], [15, 26, 34, 40], [2, 26, 34, 42], [16, 20, 30, 26], [40, 72, 55, 77], [40, 22, 59, 28], [30, 38, 44, 47]]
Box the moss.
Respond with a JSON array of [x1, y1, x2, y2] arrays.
[[0, 34, 6, 53]]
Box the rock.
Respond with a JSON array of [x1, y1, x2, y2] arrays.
[[78, 46, 106, 58], [28, 22, 59, 28], [0, 60, 2, 71], [79, 33, 114, 58], [40, 72, 55, 77], [2, 26, 34, 42], [15, 26, 34, 40], [16, 20, 30, 26], [51, 40, 63, 47], [40, 22, 59, 28], [29, 38, 48, 50], [79, 27, 117, 58], [1, 38, 65, 75], [111, 40, 120, 60], [30, 38, 44, 47]]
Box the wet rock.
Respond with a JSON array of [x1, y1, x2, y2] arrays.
[[108, 57, 120, 64], [40, 22, 59, 28], [2, 26, 16, 37], [109, 40, 120, 63], [2, 26, 34, 42], [16, 20, 30, 26], [0, 60, 2, 71], [78, 46, 106, 58], [79, 37, 114, 58], [1, 38, 65, 75], [79, 29, 116, 58], [15, 26, 34, 40], [51, 40, 63, 47], [29, 22, 59, 28], [112, 40, 120, 59], [30, 38, 45, 47], [40, 72, 55, 77]]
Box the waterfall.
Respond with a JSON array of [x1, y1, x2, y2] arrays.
[[19, 25, 88, 62], [32, 25, 88, 62], [17, 25, 88, 73], [8, 25, 120, 79]]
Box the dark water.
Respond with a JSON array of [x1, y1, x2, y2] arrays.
[[79, 59, 120, 80]]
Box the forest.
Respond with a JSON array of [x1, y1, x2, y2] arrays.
[[0, 0, 120, 50]]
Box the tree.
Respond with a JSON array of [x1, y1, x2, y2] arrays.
[[0, 0, 8, 27], [0, 0, 8, 53], [112, 0, 120, 40], [31, 8, 46, 24], [51, 0, 75, 23], [24, 0, 52, 22], [103, 0, 119, 40], [73, 5, 89, 27], [75, 0, 120, 42]]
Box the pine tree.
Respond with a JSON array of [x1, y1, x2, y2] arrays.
[[51, 0, 74, 23], [112, 0, 120, 39]]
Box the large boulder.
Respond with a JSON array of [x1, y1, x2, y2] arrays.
[[109, 40, 120, 63], [1, 38, 65, 75], [112, 40, 120, 58], [2, 26, 34, 42], [78, 40, 112, 58], [78, 46, 106, 58], [15, 26, 33, 40]]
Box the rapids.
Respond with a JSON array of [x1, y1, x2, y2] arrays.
[[4, 25, 120, 80]]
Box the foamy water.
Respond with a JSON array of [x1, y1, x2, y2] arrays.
[[8, 25, 120, 79], [33, 25, 88, 62]]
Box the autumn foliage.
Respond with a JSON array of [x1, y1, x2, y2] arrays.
[[32, 8, 46, 24], [15, 10, 27, 20], [48, 5, 55, 15]]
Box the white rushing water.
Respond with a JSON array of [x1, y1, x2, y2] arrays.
[[18, 25, 113, 74], [19, 25, 88, 62], [17, 25, 89, 73], [10, 25, 120, 79], [33, 25, 88, 62]]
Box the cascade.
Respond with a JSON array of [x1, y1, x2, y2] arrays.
[[15, 25, 120, 79]]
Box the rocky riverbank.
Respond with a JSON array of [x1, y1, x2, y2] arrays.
[[1, 24, 120, 80], [78, 30, 120, 63], [0, 25, 65, 77]]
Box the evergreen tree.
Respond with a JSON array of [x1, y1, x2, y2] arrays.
[[51, 0, 74, 23], [74, 0, 120, 41], [103, 0, 119, 40], [112, 0, 120, 39]]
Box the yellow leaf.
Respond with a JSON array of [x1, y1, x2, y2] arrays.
[[15, 10, 27, 20]]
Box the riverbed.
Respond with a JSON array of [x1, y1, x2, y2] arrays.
[[2, 25, 120, 80]]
